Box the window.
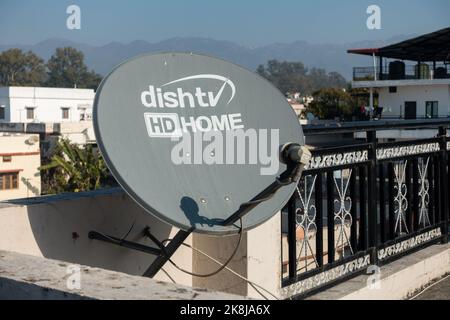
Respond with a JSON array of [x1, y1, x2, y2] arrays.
[[0, 106, 5, 120], [62, 108, 70, 119], [0, 172, 19, 190], [389, 86, 397, 93], [26, 107, 34, 120], [2, 155, 12, 163], [426, 101, 439, 118]]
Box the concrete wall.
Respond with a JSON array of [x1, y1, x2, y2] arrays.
[[0, 189, 193, 287], [0, 133, 41, 201], [192, 214, 281, 298], [0, 87, 94, 123], [0, 121, 96, 148], [378, 84, 450, 118], [0, 250, 245, 300], [3, 188, 446, 300], [45, 122, 96, 148], [0, 189, 283, 298]]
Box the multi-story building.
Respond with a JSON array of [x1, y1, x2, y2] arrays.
[[0, 133, 41, 201], [348, 27, 450, 120], [0, 86, 96, 148], [0, 86, 94, 123]]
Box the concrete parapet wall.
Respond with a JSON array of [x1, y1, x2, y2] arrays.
[[0, 188, 283, 299], [0, 250, 244, 300], [0, 188, 193, 286]]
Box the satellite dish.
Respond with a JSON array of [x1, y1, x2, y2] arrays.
[[94, 52, 305, 235]]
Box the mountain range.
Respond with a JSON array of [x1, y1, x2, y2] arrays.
[[0, 35, 413, 80]]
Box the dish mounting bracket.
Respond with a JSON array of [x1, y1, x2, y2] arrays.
[[88, 143, 310, 278]]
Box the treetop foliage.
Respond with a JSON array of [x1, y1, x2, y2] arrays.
[[306, 87, 355, 120], [0, 47, 102, 89], [0, 49, 46, 86], [0, 50, 357, 120], [256, 60, 348, 96]]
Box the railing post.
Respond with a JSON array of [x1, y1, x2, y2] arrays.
[[359, 166, 368, 250], [288, 192, 298, 280], [367, 130, 378, 263], [315, 173, 324, 268], [388, 162, 396, 240], [412, 158, 420, 233], [438, 126, 449, 243], [327, 171, 335, 263]]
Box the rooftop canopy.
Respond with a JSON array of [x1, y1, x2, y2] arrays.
[[348, 27, 450, 62]]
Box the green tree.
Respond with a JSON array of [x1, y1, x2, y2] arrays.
[[305, 88, 357, 120], [256, 59, 348, 96], [83, 70, 103, 90], [257, 60, 308, 95], [46, 47, 102, 89], [0, 49, 46, 86], [39, 139, 112, 194]]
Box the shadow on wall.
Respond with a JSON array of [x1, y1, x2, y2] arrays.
[[21, 177, 40, 197], [12, 189, 174, 277]]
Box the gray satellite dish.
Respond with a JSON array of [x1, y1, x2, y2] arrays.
[[94, 52, 305, 235]]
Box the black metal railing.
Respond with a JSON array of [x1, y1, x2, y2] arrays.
[[281, 119, 450, 298], [353, 65, 450, 81]]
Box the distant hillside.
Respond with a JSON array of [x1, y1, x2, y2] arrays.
[[0, 35, 413, 79]]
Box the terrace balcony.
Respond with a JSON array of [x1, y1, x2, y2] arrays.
[[348, 27, 450, 89], [352, 64, 450, 84], [282, 119, 450, 298], [0, 120, 449, 300]]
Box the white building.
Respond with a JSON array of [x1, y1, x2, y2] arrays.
[[352, 79, 450, 120], [0, 86, 94, 123], [349, 28, 450, 121], [0, 133, 41, 201]]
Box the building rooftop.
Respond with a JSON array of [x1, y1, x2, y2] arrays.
[[0, 86, 95, 99], [348, 27, 450, 61]]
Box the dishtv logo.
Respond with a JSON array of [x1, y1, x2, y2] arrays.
[[141, 74, 242, 138]]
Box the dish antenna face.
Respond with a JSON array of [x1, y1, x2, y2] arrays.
[[94, 53, 305, 235]]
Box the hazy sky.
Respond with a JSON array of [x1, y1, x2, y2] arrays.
[[0, 0, 449, 46]]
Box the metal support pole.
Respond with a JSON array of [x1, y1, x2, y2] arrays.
[[388, 163, 396, 240], [367, 131, 378, 262], [372, 53, 378, 81], [327, 171, 335, 263], [222, 144, 310, 226], [359, 166, 368, 250], [433, 61, 436, 79], [222, 179, 287, 226], [143, 229, 193, 278], [90, 143, 312, 279], [379, 164, 386, 243], [288, 192, 298, 280], [350, 168, 358, 250], [379, 56, 383, 80], [315, 173, 324, 268], [418, 61, 421, 79], [412, 159, 419, 233], [369, 88, 374, 120], [88, 231, 161, 256], [438, 126, 449, 243]]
